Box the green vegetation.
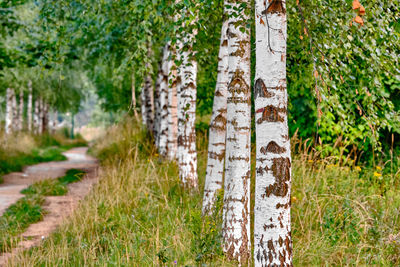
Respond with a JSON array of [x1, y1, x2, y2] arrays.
[[21, 169, 85, 196], [0, 169, 85, 253], [9, 119, 399, 266]]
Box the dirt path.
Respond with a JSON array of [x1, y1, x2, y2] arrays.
[[0, 147, 99, 266]]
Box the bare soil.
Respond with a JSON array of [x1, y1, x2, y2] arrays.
[[0, 147, 99, 266]]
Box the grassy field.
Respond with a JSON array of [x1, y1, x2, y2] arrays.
[[0, 131, 87, 183], [7, 118, 400, 266]]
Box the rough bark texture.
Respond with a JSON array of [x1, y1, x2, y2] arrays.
[[18, 90, 24, 131], [158, 44, 170, 157], [167, 45, 179, 160], [254, 1, 292, 266], [27, 81, 32, 132], [177, 23, 198, 189], [141, 46, 155, 133], [5, 88, 13, 134], [222, 0, 251, 264], [202, 19, 229, 214]]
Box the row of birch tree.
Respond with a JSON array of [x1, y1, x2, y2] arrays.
[[139, 1, 292, 265]]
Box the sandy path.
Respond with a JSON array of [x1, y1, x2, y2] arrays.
[[0, 147, 99, 266]]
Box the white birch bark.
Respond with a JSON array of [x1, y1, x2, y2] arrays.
[[167, 45, 179, 160], [5, 88, 13, 134], [177, 21, 199, 188], [158, 44, 170, 157], [222, 0, 251, 264], [33, 98, 39, 134], [141, 83, 147, 126], [27, 81, 32, 132], [202, 19, 229, 214], [254, 1, 292, 266], [38, 97, 43, 134], [18, 90, 24, 131], [11, 89, 17, 132], [154, 58, 163, 148]]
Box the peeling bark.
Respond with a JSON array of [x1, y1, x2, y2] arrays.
[[222, 0, 251, 264], [254, 1, 292, 266], [203, 19, 229, 214]]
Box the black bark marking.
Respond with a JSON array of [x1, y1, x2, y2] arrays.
[[260, 141, 286, 154], [265, 157, 291, 197], [263, 0, 286, 15], [257, 105, 286, 124], [255, 78, 275, 98]]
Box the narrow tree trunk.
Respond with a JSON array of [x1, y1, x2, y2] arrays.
[[27, 81, 32, 132], [131, 71, 139, 119], [52, 110, 58, 134], [167, 45, 179, 160], [222, 0, 251, 264], [254, 1, 292, 266], [11, 89, 18, 132], [38, 97, 43, 134], [177, 19, 199, 189], [18, 90, 24, 131], [141, 83, 147, 126], [33, 98, 39, 134], [141, 46, 155, 133], [154, 57, 163, 148], [42, 102, 49, 133], [158, 44, 170, 157], [202, 19, 229, 214], [5, 88, 13, 134]]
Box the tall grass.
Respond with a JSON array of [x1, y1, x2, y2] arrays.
[[7, 118, 400, 266]]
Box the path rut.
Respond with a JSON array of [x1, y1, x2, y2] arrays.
[[0, 147, 99, 266]]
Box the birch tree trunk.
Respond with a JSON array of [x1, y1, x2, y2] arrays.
[[33, 98, 39, 134], [11, 89, 18, 132], [157, 44, 170, 157], [5, 88, 13, 134], [254, 1, 292, 266], [222, 0, 251, 264], [38, 97, 43, 134], [177, 24, 199, 188], [131, 71, 139, 119], [27, 81, 32, 132], [202, 19, 229, 214], [167, 45, 179, 160], [18, 90, 24, 131], [141, 46, 155, 133], [43, 102, 49, 133], [141, 83, 147, 126], [154, 58, 163, 148]]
